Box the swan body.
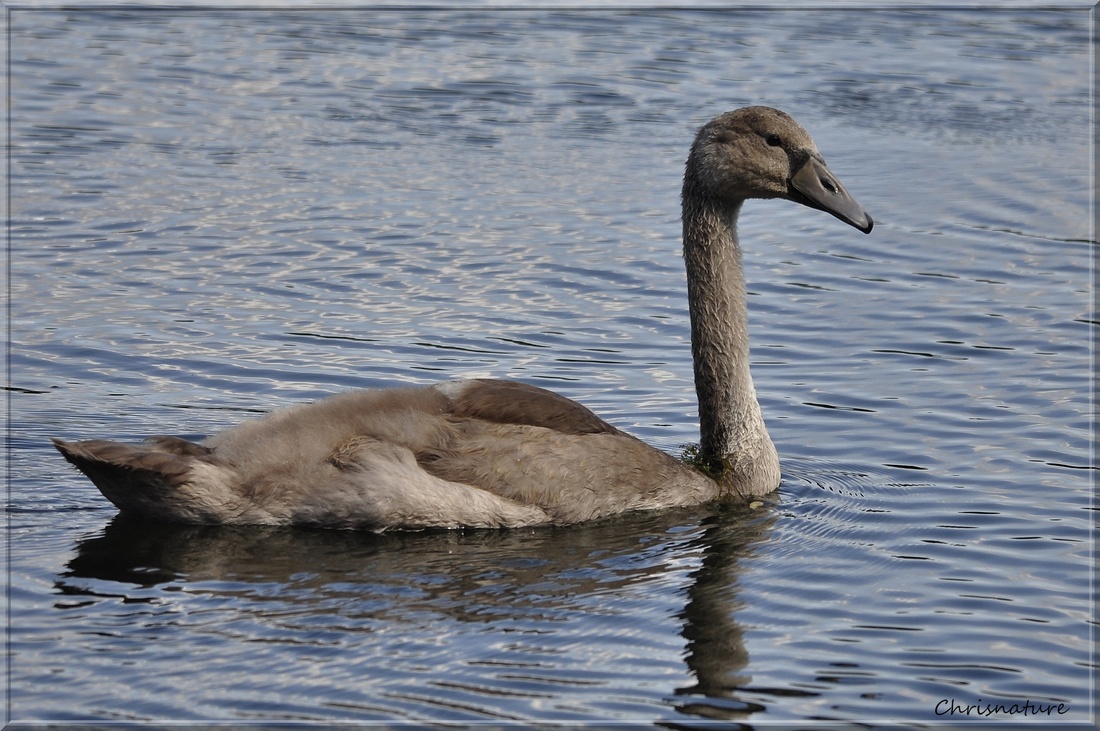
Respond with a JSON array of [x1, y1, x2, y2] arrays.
[[54, 107, 872, 530]]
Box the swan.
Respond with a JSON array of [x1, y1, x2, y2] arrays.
[[53, 106, 872, 530]]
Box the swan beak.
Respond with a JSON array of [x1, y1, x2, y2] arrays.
[[789, 156, 873, 234]]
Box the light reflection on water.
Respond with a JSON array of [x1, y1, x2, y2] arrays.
[[10, 7, 1093, 726]]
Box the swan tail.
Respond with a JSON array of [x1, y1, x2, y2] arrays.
[[52, 437, 232, 523]]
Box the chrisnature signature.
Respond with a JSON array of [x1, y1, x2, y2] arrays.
[[936, 697, 1070, 718]]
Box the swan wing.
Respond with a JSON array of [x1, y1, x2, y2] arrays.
[[54, 380, 714, 529], [435, 378, 625, 436]]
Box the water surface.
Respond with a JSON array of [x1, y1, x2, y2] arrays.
[[8, 8, 1093, 727]]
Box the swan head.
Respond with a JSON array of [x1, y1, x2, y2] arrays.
[[686, 106, 873, 234]]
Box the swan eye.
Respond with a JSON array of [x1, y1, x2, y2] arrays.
[[765, 133, 783, 147]]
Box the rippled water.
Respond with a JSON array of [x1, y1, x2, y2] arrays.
[[8, 7, 1093, 727]]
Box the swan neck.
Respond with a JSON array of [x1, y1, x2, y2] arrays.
[[682, 194, 780, 494]]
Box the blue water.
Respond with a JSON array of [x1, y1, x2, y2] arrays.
[[8, 7, 1093, 727]]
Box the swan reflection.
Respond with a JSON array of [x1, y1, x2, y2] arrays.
[[59, 502, 777, 722]]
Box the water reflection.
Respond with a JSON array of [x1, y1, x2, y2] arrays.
[[58, 502, 777, 723], [673, 502, 789, 722]]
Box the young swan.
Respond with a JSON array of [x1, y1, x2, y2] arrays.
[[54, 107, 872, 531]]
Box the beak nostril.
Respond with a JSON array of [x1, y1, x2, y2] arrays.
[[821, 178, 837, 194]]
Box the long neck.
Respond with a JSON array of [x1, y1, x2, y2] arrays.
[[681, 189, 780, 495]]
